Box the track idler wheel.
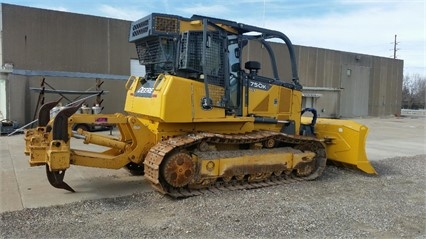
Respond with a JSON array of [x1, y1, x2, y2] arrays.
[[45, 165, 75, 192], [294, 142, 327, 180], [161, 152, 194, 188]]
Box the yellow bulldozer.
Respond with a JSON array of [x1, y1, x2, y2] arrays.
[[24, 13, 376, 197]]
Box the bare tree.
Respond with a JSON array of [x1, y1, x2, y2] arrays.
[[402, 74, 426, 109]]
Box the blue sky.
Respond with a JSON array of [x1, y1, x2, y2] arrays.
[[3, 0, 425, 76]]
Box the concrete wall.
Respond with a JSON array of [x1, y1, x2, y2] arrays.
[[370, 57, 403, 116], [298, 46, 403, 117], [2, 4, 135, 73], [1, 4, 403, 125], [1, 3, 137, 124], [0, 4, 7, 120], [242, 41, 403, 118]]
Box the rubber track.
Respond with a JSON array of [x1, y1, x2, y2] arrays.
[[144, 131, 326, 198]]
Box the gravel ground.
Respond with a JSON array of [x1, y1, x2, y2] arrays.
[[1, 155, 425, 239]]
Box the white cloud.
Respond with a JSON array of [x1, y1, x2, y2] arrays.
[[98, 4, 147, 21], [32, 5, 68, 12], [237, 1, 425, 74], [47, 6, 68, 12], [177, 4, 230, 17]]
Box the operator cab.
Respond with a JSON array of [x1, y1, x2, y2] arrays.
[[129, 13, 302, 116]]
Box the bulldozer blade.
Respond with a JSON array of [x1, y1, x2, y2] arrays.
[[45, 165, 75, 192], [38, 97, 63, 127], [313, 118, 377, 175]]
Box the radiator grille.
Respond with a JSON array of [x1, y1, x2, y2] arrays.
[[154, 16, 178, 33], [131, 18, 149, 39]]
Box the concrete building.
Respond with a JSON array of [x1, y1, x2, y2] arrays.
[[0, 3, 403, 126], [246, 41, 403, 118]]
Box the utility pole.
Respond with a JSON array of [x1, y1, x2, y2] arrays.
[[393, 34, 399, 59]]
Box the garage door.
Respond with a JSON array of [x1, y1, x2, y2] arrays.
[[340, 65, 370, 117]]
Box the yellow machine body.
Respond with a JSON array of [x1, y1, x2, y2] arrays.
[[24, 13, 376, 196], [124, 74, 301, 127]]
